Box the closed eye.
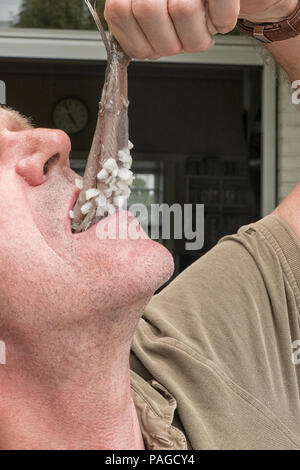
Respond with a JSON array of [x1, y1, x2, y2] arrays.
[[43, 153, 60, 175]]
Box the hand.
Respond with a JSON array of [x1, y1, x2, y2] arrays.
[[104, 0, 299, 59]]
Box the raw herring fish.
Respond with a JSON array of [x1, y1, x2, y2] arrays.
[[71, 0, 132, 233]]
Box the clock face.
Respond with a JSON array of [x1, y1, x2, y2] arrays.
[[52, 98, 89, 135]]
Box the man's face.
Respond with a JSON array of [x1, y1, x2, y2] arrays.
[[0, 107, 174, 332]]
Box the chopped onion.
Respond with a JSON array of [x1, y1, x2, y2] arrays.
[[86, 188, 100, 200], [96, 193, 107, 207], [81, 201, 93, 215], [75, 178, 83, 189], [96, 205, 106, 217], [118, 167, 133, 182], [104, 188, 113, 198], [106, 203, 116, 215], [103, 158, 118, 172], [97, 168, 109, 180], [113, 195, 125, 208], [118, 150, 131, 163]]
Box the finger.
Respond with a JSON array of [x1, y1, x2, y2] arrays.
[[168, 0, 215, 53], [205, 1, 218, 36], [104, 0, 156, 59], [131, 0, 183, 57], [208, 0, 240, 34]]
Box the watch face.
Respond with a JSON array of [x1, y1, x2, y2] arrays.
[[52, 98, 89, 135]]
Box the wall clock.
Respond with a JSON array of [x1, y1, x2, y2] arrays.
[[52, 97, 89, 135]]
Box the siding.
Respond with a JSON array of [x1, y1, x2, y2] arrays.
[[278, 70, 300, 202]]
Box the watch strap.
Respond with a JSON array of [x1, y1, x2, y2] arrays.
[[237, 2, 300, 43]]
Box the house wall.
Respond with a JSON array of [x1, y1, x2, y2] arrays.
[[278, 70, 300, 203], [0, 60, 248, 158]]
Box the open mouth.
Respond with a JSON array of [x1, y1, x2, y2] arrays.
[[70, 149, 134, 228]]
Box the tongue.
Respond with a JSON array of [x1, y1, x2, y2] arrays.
[[71, 0, 132, 233]]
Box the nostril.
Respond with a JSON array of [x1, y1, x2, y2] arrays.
[[43, 153, 60, 175]]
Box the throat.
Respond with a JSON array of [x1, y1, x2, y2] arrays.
[[0, 326, 145, 450], [0, 360, 144, 450], [0, 295, 150, 450]]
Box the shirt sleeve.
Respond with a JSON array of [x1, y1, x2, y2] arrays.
[[131, 215, 300, 449]]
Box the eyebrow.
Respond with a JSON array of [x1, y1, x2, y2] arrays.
[[0, 106, 34, 131]]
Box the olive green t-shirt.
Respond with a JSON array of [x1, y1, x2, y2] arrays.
[[130, 215, 300, 450]]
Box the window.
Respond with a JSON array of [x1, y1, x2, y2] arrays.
[[128, 161, 164, 235]]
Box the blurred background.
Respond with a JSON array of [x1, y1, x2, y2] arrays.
[[1, 0, 299, 276]]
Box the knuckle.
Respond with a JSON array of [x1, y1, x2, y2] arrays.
[[104, 0, 130, 23], [132, 0, 159, 18], [168, 0, 198, 19], [186, 37, 214, 53], [134, 46, 153, 59], [215, 21, 237, 34], [166, 45, 182, 56]]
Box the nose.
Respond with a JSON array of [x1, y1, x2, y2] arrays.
[[8, 128, 71, 186]]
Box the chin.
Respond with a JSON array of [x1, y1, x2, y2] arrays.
[[130, 238, 175, 294], [95, 210, 175, 292], [99, 237, 174, 311], [76, 238, 174, 319], [71, 212, 174, 309]]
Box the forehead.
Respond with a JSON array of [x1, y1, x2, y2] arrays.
[[0, 107, 33, 131]]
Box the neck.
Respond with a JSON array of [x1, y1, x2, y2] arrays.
[[0, 302, 146, 450]]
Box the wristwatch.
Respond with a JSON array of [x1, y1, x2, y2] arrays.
[[237, 1, 300, 43]]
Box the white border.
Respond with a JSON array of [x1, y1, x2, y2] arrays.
[[0, 29, 277, 215]]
